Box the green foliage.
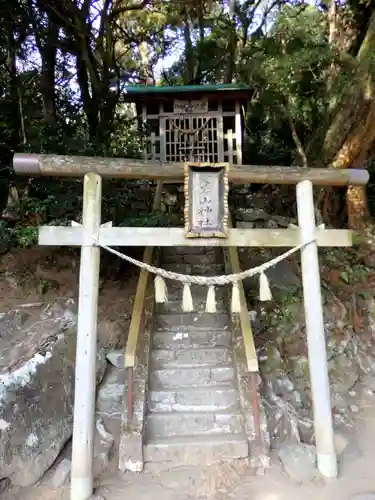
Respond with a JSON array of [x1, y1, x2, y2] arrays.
[[1, 0, 375, 255], [0, 221, 37, 252]]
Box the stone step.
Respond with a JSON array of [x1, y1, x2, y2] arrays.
[[162, 247, 223, 257], [163, 283, 228, 302], [151, 347, 233, 369], [146, 411, 244, 438], [162, 252, 223, 265], [153, 329, 231, 350], [148, 386, 240, 413], [149, 366, 235, 389], [155, 313, 230, 331], [156, 298, 227, 314], [162, 263, 224, 275], [144, 434, 249, 464]]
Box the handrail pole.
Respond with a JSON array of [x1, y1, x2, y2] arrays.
[[124, 181, 164, 421], [227, 215, 262, 444]]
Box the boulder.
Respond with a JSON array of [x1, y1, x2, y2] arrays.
[[51, 458, 71, 488], [50, 419, 114, 487], [329, 353, 360, 394], [0, 301, 107, 486], [278, 443, 317, 482]]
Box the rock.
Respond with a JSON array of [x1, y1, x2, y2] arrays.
[[265, 261, 300, 290], [297, 415, 314, 444], [291, 356, 310, 380], [93, 418, 114, 477], [98, 319, 124, 350], [236, 207, 270, 222], [236, 221, 254, 229], [366, 298, 375, 338], [0, 301, 107, 486], [354, 350, 375, 375], [51, 421, 114, 486], [290, 390, 303, 409], [350, 404, 360, 413], [360, 386, 375, 401], [273, 216, 292, 227], [334, 431, 350, 456], [329, 353, 359, 394], [96, 366, 126, 435], [331, 391, 350, 414], [362, 373, 375, 392], [265, 219, 279, 229], [106, 350, 124, 369], [334, 430, 362, 462], [326, 337, 348, 361], [51, 458, 71, 488], [272, 375, 295, 396], [0, 309, 30, 333], [258, 345, 283, 374], [0, 477, 10, 494], [248, 310, 258, 326], [278, 443, 317, 483]]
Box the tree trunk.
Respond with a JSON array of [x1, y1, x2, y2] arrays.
[[225, 0, 237, 83], [347, 185, 369, 229], [6, 24, 21, 149], [30, 0, 59, 125], [314, 11, 375, 229], [76, 51, 99, 140], [183, 7, 194, 83]]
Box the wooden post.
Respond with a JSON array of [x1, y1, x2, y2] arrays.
[[235, 101, 242, 165], [150, 132, 156, 160], [217, 101, 224, 162], [71, 173, 102, 500], [296, 180, 337, 479], [142, 104, 147, 159], [227, 129, 233, 164], [159, 104, 166, 162]]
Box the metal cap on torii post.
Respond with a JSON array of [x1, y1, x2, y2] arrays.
[[11, 152, 370, 498]]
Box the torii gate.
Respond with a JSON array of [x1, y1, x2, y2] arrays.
[[13, 153, 368, 500]]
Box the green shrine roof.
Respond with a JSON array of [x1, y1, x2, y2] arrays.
[[122, 83, 252, 101]]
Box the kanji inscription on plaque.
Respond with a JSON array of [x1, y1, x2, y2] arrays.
[[184, 163, 229, 238]]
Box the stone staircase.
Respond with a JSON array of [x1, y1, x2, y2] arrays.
[[142, 246, 249, 465]]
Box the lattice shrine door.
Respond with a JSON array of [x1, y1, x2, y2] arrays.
[[163, 99, 222, 163]]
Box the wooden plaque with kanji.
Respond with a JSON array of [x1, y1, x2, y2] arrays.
[[184, 163, 229, 238]]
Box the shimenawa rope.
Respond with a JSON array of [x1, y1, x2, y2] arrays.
[[100, 238, 315, 313]]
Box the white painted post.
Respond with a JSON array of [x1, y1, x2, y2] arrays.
[[296, 180, 337, 479], [71, 173, 102, 500]]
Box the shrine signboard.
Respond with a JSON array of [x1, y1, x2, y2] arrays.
[[184, 162, 229, 238], [174, 99, 208, 114]]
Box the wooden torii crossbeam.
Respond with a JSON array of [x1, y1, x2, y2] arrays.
[[13, 154, 368, 500]]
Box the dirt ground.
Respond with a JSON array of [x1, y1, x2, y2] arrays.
[[2, 248, 375, 500], [1, 403, 374, 500]]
